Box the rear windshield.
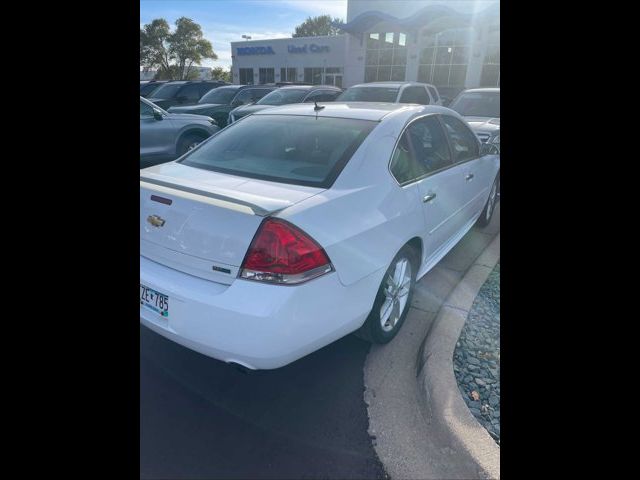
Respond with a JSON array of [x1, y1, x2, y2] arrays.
[[149, 83, 184, 99], [449, 92, 500, 118], [140, 83, 162, 96], [199, 87, 239, 105], [179, 114, 377, 188], [257, 89, 308, 106], [337, 87, 399, 103]]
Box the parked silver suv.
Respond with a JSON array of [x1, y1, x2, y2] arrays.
[[140, 97, 219, 168]]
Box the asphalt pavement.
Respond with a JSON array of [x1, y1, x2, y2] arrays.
[[140, 203, 500, 480], [141, 324, 387, 479]]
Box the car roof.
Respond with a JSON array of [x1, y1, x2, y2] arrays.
[[278, 85, 341, 91], [252, 102, 452, 122], [349, 81, 430, 89], [462, 88, 500, 93]]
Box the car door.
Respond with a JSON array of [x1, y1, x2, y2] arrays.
[[140, 100, 177, 159], [439, 114, 488, 223], [390, 115, 460, 263]]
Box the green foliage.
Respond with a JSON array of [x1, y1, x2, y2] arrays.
[[210, 66, 231, 83], [140, 17, 218, 80], [154, 65, 200, 81], [292, 15, 344, 38]]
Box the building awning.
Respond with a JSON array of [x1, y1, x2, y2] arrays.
[[339, 3, 499, 34]]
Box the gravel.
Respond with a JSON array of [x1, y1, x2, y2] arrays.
[[453, 263, 500, 444]]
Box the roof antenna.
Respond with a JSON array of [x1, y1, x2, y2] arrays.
[[314, 101, 325, 111]]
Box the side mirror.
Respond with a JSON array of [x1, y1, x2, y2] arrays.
[[480, 143, 499, 155], [152, 108, 164, 121]]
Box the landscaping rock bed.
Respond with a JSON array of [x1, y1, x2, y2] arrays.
[[453, 263, 500, 444]]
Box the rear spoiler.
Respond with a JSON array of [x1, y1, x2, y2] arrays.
[[140, 175, 288, 217]]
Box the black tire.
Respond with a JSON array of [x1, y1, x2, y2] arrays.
[[476, 175, 500, 228], [177, 131, 208, 156], [356, 245, 418, 344]]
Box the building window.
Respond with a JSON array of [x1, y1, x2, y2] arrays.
[[480, 26, 500, 87], [418, 28, 471, 88], [258, 68, 275, 84], [280, 67, 297, 82], [365, 32, 407, 82], [304, 67, 323, 84], [303, 67, 342, 86], [239, 68, 253, 85]]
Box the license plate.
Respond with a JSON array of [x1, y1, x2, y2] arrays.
[[140, 284, 169, 318]]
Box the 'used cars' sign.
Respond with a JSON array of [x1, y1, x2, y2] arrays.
[[288, 44, 330, 54]]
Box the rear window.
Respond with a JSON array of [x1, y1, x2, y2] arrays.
[[179, 114, 377, 188], [257, 89, 308, 105], [337, 87, 399, 103], [149, 83, 184, 99], [449, 92, 500, 118], [199, 87, 239, 104]]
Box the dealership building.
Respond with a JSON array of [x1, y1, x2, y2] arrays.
[[230, 0, 499, 90]]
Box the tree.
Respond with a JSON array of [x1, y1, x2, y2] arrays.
[[292, 15, 344, 37], [140, 17, 217, 80], [210, 66, 231, 83], [154, 65, 200, 81]]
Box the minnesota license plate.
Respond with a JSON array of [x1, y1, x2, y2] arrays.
[[140, 284, 169, 318]]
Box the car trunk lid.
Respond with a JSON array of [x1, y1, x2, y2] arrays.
[[140, 163, 324, 284]]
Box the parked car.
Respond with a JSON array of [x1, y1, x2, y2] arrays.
[[146, 80, 229, 110], [337, 82, 442, 105], [228, 85, 342, 124], [436, 86, 465, 107], [140, 96, 219, 168], [139, 102, 500, 369], [168, 84, 279, 128], [140, 80, 167, 98], [448, 88, 500, 150]]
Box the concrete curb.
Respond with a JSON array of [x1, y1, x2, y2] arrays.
[[417, 233, 500, 479]]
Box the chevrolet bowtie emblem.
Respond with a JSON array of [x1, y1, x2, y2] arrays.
[[147, 214, 166, 227]]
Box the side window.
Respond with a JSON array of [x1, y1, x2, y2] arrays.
[[441, 115, 480, 162], [390, 116, 451, 184], [178, 83, 201, 102], [251, 88, 272, 101], [199, 83, 216, 97], [406, 116, 452, 173], [427, 86, 439, 103], [399, 86, 430, 105], [390, 132, 425, 184], [232, 89, 254, 105], [140, 100, 154, 118]]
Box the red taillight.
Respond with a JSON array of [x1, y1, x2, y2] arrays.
[[240, 218, 333, 284]]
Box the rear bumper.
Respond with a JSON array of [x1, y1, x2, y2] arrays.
[[140, 255, 382, 369]]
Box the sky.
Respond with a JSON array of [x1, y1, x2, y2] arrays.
[[140, 0, 349, 70]]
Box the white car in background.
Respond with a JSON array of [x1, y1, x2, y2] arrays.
[[140, 102, 500, 369], [449, 88, 500, 150], [337, 81, 443, 105]]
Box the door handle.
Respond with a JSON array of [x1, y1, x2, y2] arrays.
[[423, 193, 436, 203], [466, 173, 474, 181]]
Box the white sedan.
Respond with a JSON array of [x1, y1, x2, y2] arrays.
[[140, 102, 500, 369]]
